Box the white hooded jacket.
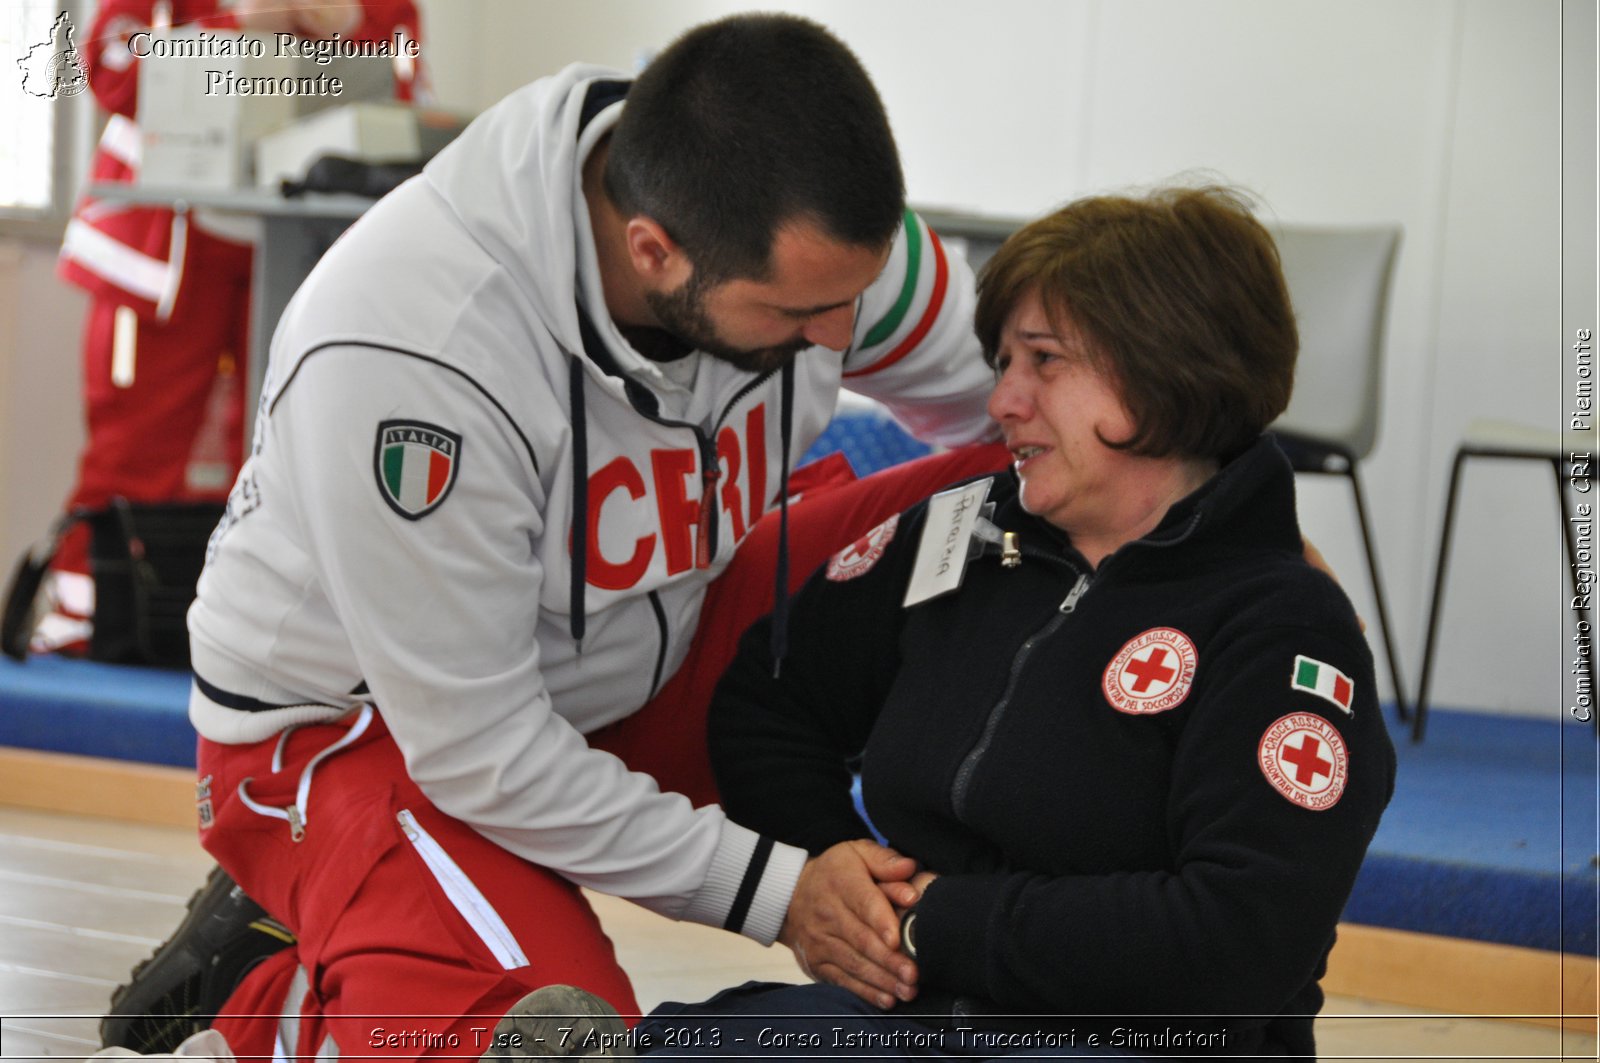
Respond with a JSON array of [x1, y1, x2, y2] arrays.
[[187, 64, 997, 942]]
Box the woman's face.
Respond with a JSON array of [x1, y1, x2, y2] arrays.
[[985, 291, 1142, 536]]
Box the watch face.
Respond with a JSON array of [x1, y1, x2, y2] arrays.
[[900, 910, 919, 958]]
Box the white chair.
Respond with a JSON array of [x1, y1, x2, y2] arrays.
[[1413, 419, 1597, 740], [1268, 223, 1408, 727]]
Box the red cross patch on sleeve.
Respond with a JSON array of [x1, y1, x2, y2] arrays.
[[826, 514, 899, 582], [1257, 713, 1350, 811]]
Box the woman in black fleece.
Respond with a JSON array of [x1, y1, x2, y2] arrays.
[[510, 186, 1395, 1061]]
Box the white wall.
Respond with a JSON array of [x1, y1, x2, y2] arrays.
[[406, 0, 1582, 717], [1, 0, 1587, 718]]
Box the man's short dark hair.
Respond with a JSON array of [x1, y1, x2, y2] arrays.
[[603, 13, 905, 284], [975, 186, 1299, 461]]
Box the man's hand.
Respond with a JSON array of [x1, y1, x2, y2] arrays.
[[777, 840, 920, 1009]]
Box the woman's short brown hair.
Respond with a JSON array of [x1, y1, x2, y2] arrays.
[[975, 185, 1298, 461]]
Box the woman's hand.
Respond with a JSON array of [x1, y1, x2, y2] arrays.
[[234, 0, 362, 37], [884, 869, 939, 917], [778, 840, 921, 1009]]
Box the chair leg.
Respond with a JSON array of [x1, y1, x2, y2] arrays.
[[1554, 457, 1597, 733], [1413, 450, 1468, 743], [1344, 465, 1410, 728]]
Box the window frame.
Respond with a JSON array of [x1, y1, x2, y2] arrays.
[[1, 0, 92, 243]]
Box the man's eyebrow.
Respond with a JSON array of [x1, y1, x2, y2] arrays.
[[774, 297, 856, 318]]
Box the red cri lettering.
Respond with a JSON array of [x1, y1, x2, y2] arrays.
[[583, 403, 769, 589]]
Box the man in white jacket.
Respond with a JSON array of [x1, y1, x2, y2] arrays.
[[104, 13, 1008, 1059]]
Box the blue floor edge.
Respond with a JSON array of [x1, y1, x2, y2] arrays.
[[3, 655, 1597, 956], [0, 655, 195, 768]]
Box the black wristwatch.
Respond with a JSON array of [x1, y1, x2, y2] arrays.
[[899, 908, 919, 960]]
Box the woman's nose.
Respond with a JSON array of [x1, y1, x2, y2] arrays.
[[987, 365, 1030, 422]]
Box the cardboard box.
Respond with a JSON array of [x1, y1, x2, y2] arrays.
[[137, 29, 299, 189], [136, 28, 397, 190]]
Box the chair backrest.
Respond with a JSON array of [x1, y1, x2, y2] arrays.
[[1268, 224, 1403, 461]]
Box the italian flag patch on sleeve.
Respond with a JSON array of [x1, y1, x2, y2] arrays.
[[1291, 655, 1354, 714], [375, 420, 462, 520]]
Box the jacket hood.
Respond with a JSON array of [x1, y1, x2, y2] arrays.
[[424, 66, 804, 660], [423, 63, 634, 377]]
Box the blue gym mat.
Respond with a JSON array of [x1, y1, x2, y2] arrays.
[[1, 657, 1596, 955], [0, 654, 195, 767], [1343, 707, 1598, 954]]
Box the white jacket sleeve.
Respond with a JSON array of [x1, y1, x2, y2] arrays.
[[841, 210, 1000, 447], [269, 346, 804, 943]]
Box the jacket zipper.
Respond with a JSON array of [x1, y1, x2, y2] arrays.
[[618, 366, 780, 571], [948, 509, 1207, 817], [694, 368, 781, 568], [646, 591, 669, 698], [396, 809, 528, 970], [940, 499, 1203, 813], [951, 559, 1087, 819]]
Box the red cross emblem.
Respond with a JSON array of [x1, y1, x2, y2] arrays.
[[1102, 628, 1198, 715], [826, 514, 899, 582], [1258, 713, 1349, 811], [1124, 647, 1177, 693]]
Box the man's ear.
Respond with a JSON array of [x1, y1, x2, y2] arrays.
[[624, 216, 691, 287]]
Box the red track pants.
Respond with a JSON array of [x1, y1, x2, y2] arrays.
[[199, 442, 1011, 1060]]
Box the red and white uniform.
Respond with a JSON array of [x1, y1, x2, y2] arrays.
[[185, 63, 1007, 1058], [48, 0, 421, 595]]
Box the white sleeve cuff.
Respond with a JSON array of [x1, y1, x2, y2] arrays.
[[681, 818, 807, 945]]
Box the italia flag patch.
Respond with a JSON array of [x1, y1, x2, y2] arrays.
[[1291, 655, 1354, 714], [376, 420, 461, 520]]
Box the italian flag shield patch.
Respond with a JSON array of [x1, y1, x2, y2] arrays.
[[1291, 655, 1354, 714], [375, 420, 462, 520]]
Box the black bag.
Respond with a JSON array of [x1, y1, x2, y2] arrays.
[[279, 154, 422, 199], [1, 499, 224, 668]]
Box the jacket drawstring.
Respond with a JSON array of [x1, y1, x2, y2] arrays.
[[569, 356, 589, 653], [769, 360, 796, 678], [566, 341, 794, 674], [236, 703, 375, 841]]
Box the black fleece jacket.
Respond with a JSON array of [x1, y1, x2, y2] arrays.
[[709, 436, 1395, 1060]]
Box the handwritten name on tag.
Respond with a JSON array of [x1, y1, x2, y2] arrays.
[[903, 478, 994, 607]]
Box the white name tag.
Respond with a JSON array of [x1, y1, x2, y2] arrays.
[[903, 478, 994, 607]]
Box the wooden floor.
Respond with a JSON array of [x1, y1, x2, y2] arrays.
[[0, 805, 1594, 1061]]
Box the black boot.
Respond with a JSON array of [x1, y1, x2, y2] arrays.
[[100, 865, 295, 1053]]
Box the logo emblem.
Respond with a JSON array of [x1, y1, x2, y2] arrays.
[[17, 13, 88, 99], [827, 515, 899, 582], [196, 774, 214, 830], [1103, 627, 1198, 714], [1257, 712, 1349, 811], [375, 421, 461, 520], [1291, 655, 1355, 714]]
